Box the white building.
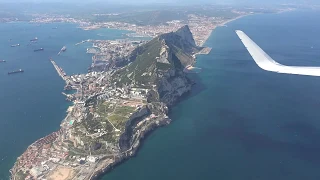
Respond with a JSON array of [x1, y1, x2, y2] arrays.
[[88, 156, 98, 163]]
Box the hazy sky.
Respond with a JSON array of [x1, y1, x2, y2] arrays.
[[0, 0, 319, 5]]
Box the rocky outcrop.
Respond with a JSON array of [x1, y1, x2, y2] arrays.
[[175, 25, 197, 47], [91, 115, 171, 180], [119, 106, 150, 151], [115, 24, 197, 170], [157, 70, 192, 106]]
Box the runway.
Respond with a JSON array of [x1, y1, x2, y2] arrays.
[[236, 30, 320, 77]]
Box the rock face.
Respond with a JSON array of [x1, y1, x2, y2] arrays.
[[158, 70, 192, 106], [175, 25, 197, 47], [119, 106, 150, 151], [113, 25, 198, 90], [114, 24, 198, 151]]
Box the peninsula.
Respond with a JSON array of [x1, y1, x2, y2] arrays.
[[8, 5, 296, 179], [10, 25, 202, 180]]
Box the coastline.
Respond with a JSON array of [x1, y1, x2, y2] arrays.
[[198, 14, 249, 47], [9, 14, 248, 180]]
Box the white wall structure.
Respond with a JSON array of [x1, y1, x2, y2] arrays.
[[236, 30, 320, 77]]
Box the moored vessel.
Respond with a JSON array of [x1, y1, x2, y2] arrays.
[[8, 69, 24, 75], [30, 37, 38, 42], [34, 48, 44, 52], [11, 44, 20, 47]]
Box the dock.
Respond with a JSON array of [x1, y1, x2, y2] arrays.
[[50, 58, 68, 81], [75, 39, 91, 46], [197, 47, 212, 55]]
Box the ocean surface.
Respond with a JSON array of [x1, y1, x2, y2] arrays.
[[102, 10, 320, 180], [0, 23, 129, 179]]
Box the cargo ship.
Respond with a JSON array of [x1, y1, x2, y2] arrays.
[[30, 37, 38, 42], [57, 46, 67, 55], [11, 44, 20, 47], [8, 69, 24, 75], [34, 48, 44, 52], [0, 60, 6, 63]]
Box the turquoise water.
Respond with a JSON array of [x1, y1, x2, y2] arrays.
[[0, 22, 129, 179], [102, 10, 320, 180]]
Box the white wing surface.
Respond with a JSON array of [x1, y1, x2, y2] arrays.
[[236, 30, 320, 77]]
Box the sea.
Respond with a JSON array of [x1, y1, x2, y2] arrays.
[[0, 23, 129, 179], [1, 10, 320, 180]]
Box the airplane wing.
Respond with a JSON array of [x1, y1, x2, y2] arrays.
[[235, 30, 320, 77]]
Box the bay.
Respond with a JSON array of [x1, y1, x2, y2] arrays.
[[0, 22, 129, 179]]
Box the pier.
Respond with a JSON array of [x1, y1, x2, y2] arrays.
[[197, 47, 212, 55], [50, 58, 68, 81], [75, 39, 91, 46]]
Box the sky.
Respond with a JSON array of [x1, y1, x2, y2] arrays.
[[0, 0, 319, 5]]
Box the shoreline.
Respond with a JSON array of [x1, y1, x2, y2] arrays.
[[9, 14, 248, 180], [198, 14, 249, 47]]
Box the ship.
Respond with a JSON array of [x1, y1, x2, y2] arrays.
[[0, 60, 6, 63], [30, 37, 38, 42], [34, 48, 44, 52], [8, 69, 24, 75], [11, 44, 20, 47], [57, 46, 67, 55]]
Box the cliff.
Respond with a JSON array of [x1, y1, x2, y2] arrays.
[[113, 25, 198, 106]]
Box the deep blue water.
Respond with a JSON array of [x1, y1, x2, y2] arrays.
[[102, 10, 320, 180], [0, 22, 129, 179]]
